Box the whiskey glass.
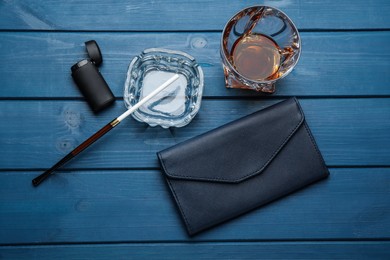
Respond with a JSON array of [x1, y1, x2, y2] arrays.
[[220, 6, 301, 93]]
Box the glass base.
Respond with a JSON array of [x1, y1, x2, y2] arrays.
[[223, 69, 276, 93]]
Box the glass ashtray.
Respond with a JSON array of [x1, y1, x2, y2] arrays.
[[124, 48, 204, 128]]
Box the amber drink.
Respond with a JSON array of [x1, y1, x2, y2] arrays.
[[221, 6, 301, 93]]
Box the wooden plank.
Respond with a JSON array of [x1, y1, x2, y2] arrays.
[[0, 168, 389, 243], [0, 98, 389, 169], [0, 0, 389, 30], [1, 242, 390, 259], [0, 31, 389, 98]]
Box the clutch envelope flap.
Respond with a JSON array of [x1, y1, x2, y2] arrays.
[[158, 98, 304, 183]]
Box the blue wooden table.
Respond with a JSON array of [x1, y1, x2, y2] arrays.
[[0, 1, 389, 259]]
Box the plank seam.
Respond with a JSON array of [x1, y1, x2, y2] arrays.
[[1, 238, 390, 247], [2, 96, 390, 101], [0, 29, 390, 33], [0, 166, 389, 172]]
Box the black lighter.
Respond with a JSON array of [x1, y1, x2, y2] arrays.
[[71, 40, 115, 113]]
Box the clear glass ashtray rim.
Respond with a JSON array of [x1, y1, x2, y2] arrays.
[[123, 48, 204, 128]]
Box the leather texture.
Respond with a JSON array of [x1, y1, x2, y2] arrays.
[[157, 98, 329, 236]]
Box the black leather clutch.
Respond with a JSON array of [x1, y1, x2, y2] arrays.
[[157, 98, 329, 235]]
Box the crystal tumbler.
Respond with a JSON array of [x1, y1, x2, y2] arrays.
[[221, 6, 301, 93]]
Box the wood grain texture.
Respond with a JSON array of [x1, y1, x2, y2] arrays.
[[0, 31, 389, 98], [0, 99, 389, 169], [0, 168, 389, 244], [1, 0, 389, 256], [0, 0, 389, 30], [1, 242, 390, 259]]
